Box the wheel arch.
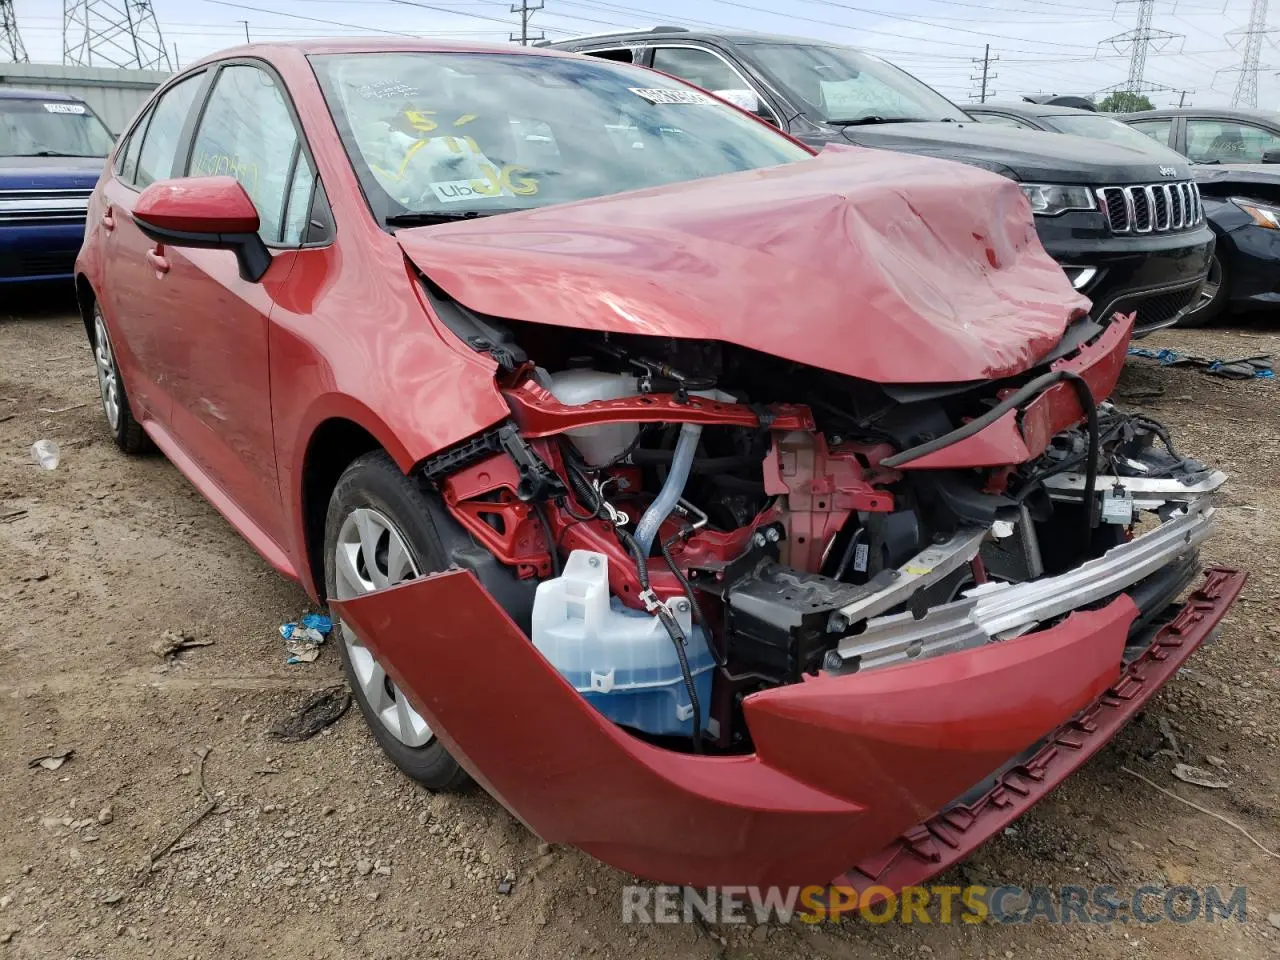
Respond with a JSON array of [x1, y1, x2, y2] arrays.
[[74, 272, 96, 343], [299, 417, 384, 602]]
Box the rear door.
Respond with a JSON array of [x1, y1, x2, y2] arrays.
[[1183, 116, 1280, 164], [153, 60, 327, 546], [100, 71, 209, 422]]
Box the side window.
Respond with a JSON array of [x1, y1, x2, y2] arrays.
[[973, 112, 1034, 129], [280, 150, 317, 245], [1128, 119, 1173, 149], [1186, 119, 1280, 163], [134, 74, 204, 189], [653, 46, 749, 93], [650, 47, 779, 125], [188, 64, 308, 244], [118, 105, 153, 183], [114, 126, 135, 177], [582, 48, 634, 63]]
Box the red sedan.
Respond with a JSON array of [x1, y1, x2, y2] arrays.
[[76, 39, 1242, 891]]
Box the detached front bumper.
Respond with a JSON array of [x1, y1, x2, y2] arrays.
[[331, 523, 1244, 888], [838, 566, 1244, 894]]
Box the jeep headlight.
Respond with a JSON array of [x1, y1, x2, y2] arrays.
[[1019, 183, 1096, 216]]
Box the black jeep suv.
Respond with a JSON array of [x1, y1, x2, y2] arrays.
[[549, 29, 1214, 336]]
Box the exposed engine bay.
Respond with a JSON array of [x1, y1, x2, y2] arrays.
[[419, 293, 1226, 755]]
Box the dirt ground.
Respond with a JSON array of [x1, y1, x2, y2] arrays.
[[1, 288, 1277, 960]]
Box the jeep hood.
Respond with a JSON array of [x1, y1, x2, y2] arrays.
[[396, 148, 1090, 384], [841, 121, 1194, 184]]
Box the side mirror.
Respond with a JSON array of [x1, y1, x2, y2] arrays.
[[1262, 148, 1280, 164], [132, 176, 272, 282], [714, 88, 763, 116]]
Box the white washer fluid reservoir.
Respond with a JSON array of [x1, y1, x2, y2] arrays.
[[531, 549, 714, 736]]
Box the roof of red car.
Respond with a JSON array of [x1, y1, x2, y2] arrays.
[[188, 36, 571, 68]]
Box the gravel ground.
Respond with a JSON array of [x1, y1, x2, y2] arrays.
[[1, 289, 1278, 959]]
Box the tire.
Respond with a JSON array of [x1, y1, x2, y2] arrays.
[[324, 451, 470, 791], [1178, 253, 1228, 328], [92, 304, 151, 454]]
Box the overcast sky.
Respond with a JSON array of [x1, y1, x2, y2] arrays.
[[13, 0, 1278, 107]]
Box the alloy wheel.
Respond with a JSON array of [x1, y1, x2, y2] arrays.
[[93, 309, 120, 431], [333, 507, 433, 747]]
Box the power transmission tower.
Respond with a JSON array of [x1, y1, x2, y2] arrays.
[[969, 44, 998, 102], [1100, 0, 1183, 94], [1, 0, 28, 62], [1216, 0, 1276, 107], [63, 0, 174, 70], [510, 0, 544, 45]]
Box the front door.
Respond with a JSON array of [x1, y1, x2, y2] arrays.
[[151, 61, 320, 548]]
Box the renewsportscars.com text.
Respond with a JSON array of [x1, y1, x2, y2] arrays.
[[621, 884, 1248, 925]]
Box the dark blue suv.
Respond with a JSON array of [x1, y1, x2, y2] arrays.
[[1, 87, 114, 285]]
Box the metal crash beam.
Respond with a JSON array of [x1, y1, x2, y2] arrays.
[[833, 500, 1216, 671]]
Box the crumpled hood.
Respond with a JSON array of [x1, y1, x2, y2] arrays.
[[396, 147, 1090, 384], [841, 121, 1193, 184]]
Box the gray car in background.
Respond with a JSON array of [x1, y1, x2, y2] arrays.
[[1121, 108, 1280, 166]]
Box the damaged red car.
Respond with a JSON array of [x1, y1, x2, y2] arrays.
[[76, 39, 1243, 891]]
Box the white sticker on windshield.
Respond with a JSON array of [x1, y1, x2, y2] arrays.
[[355, 79, 419, 101], [430, 179, 511, 204], [43, 102, 86, 114], [629, 87, 714, 105], [818, 81, 867, 117]]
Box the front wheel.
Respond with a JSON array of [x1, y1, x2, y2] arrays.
[[324, 451, 470, 791], [1178, 254, 1228, 327]]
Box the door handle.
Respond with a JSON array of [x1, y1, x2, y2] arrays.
[[101, 208, 115, 231], [145, 246, 170, 275]]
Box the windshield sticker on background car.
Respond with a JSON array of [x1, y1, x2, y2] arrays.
[[43, 103, 86, 114], [628, 88, 714, 105]]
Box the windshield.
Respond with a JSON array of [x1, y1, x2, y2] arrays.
[[310, 52, 811, 223], [746, 43, 969, 125], [1050, 113, 1179, 155], [0, 98, 114, 157]]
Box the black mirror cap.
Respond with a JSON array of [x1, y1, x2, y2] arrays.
[[132, 217, 273, 283]]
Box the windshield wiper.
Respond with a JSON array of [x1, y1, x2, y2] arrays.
[[384, 210, 500, 227], [10, 150, 103, 158], [827, 116, 937, 127]]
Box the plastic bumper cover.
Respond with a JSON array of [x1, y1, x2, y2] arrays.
[[330, 554, 1243, 888], [837, 567, 1245, 894]]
